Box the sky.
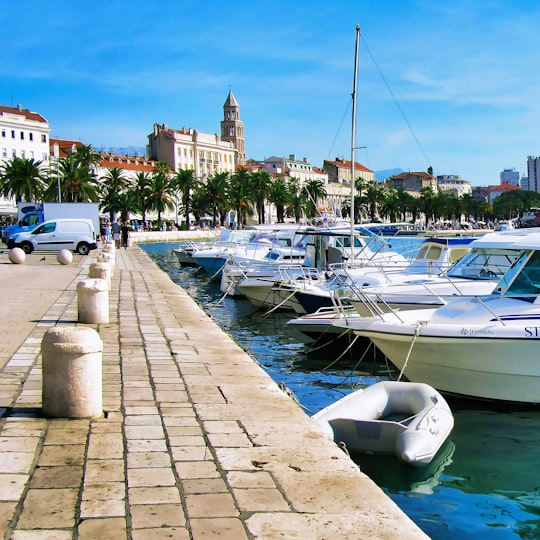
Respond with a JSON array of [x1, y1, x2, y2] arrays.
[[2, 0, 540, 186]]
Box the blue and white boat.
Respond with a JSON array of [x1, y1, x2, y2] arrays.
[[341, 231, 540, 403]]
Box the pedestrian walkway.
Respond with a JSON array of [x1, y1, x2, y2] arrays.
[[0, 246, 427, 539]]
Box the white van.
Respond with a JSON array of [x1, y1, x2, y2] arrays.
[[8, 218, 98, 255]]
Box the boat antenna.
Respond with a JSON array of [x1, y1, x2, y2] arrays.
[[350, 25, 360, 261]]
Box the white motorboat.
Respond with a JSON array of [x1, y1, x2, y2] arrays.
[[293, 236, 476, 314], [238, 228, 412, 312], [312, 381, 454, 467], [349, 230, 524, 316], [342, 232, 540, 403], [191, 227, 303, 277], [287, 230, 528, 341]]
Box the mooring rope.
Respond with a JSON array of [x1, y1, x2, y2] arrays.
[[397, 321, 424, 382]]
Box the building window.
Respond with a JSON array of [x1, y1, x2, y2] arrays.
[[20, 132, 24, 140], [41, 134, 47, 143], [1, 148, 6, 158], [11, 130, 15, 138], [43, 153, 48, 161], [29, 133, 33, 141], [30, 151, 34, 159], [21, 150, 25, 158], [1, 130, 5, 137], [12, 149, 16, 157]]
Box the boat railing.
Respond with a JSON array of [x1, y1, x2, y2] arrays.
[[277, 265, 322, 285]]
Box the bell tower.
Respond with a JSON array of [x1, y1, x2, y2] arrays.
[[221, 89, 245, 165]]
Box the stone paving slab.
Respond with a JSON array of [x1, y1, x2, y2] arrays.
[[0, 244, 428, 539]]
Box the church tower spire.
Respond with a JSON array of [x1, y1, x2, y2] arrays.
[[221, 89, 245, 166]]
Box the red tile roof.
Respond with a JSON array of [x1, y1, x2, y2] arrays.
[[324, 158, 373, 173], [99, 153, 156, 172], [0, 105, 48, 123], [489, 182, 521, 191], [50, 138, 84, 158], [390, 171, 434, 180]]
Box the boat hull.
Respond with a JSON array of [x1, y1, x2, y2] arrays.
[[239, 280, 306, 312], [360, 329, 540, 403]]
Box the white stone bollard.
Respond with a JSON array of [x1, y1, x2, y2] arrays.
[[89, 261, 112, 288], [77, 278, 109, 324], [9, 247, 25, 264], [97, 251, 115, 270], [57, 249, 73, 265], [42, 326, 103, 418]]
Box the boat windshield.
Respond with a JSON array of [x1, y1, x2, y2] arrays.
[[446, 248, 521, 280], [495, 249, 540, 297]]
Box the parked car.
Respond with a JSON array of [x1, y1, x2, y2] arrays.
[[7, 218, 98, 255]]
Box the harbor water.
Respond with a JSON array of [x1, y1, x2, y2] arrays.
[[141, 241, 540, 539]]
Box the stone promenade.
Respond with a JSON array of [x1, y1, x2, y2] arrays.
[[0, 244, 427, 539]]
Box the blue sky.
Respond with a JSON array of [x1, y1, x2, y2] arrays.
[[2, 0, 540, 186]]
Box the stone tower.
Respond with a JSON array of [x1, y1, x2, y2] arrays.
[[221, 89, 245, 166]]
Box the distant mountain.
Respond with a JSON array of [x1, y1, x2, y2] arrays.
[[375, 168, 403, 181], [97, 146, 146, 157]]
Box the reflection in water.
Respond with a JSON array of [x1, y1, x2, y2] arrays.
[[143, 243, 540, 540]]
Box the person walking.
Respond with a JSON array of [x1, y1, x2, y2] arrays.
[[121, 220, 130, 248], [111, 219, 122, 248], [105, 222, 112, 243]]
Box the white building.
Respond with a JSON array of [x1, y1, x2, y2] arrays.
[[437, 175, 472, 196], [147, 124, 236, 178], [147, 90, 244, 176], [263, 154, 327, 185], [0, 105, 50, 165], [0, 105, 51, 214]]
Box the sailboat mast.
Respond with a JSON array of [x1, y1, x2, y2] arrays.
[[350, 24, 360, 260]]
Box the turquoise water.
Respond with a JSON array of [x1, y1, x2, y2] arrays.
[[142, 242, 540, 539]]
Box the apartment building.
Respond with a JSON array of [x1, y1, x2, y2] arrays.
[[0, 105, 50, 165], [0, 105, 51, 212], [385, 171, 438, 194], [437, 175, 472, 196], [147, 90, 244, 176], [527, 156, 540, 193], [147, 123, 236, 178]]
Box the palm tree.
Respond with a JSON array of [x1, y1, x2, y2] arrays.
[[148, 163, 175, 223], [71, 144, 103, 170], [205, 172, 229, 227], [362, 180, 385, 221], [419, 186, 439, 226], [115, 191, 136, 222], [301, 178, 327, 220], [268, 178, 290, 223], [0, 157, 46, 202], [228, 173, 255, 227], [173, 169, 198, 229], [43, 154, 99, 202], [132, 172, 153, 226], [395, 189, 415, 223], [286, 177, 306, 223], [100, 167, 131, 222], [190, 187, 212, 227], [249, 170, 272, 224], [380, 189, 401, 223]]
